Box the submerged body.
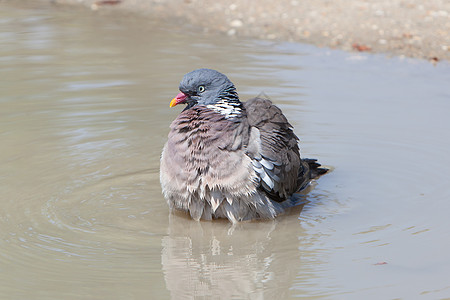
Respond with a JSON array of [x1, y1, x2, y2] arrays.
[[160, 69, 326, 222]]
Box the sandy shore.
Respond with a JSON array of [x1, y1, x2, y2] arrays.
[[53, 0, 449, 62]]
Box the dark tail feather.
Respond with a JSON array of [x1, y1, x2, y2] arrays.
[[302, 158, 328, 179], [296, 158, 328, 192]]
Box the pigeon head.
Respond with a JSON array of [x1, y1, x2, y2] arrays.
[[170, 69, 240, 111]]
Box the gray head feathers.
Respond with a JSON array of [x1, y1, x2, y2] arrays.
[[178, 69, 240, 108]]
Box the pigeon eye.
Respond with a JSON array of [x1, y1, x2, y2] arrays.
[[198, 85, 205, 93]]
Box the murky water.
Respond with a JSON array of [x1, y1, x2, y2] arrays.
[[2, 1, 450, 299]]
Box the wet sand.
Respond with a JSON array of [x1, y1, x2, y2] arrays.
[[51, 0, 450, 62]]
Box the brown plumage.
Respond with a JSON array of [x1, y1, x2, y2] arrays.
[[160, 69, 327, 222]]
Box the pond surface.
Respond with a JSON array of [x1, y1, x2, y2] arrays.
[[1, 1, 450, 299]]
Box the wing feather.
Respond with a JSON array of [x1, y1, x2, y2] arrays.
[[244, 97, 306, 202]]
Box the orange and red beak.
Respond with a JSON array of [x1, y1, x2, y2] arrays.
[[169, 92, 188, 107]]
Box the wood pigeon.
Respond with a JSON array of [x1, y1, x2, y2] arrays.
[[160, 69, 327, 222]]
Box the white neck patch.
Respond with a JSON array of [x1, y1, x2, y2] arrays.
[[207, 99, 242, 119]]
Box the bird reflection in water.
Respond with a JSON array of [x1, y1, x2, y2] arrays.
[[161, 204, 307, 299]]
